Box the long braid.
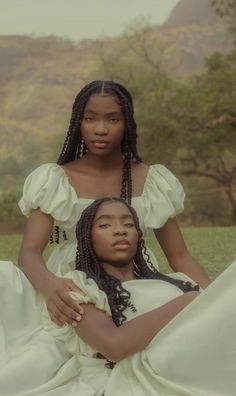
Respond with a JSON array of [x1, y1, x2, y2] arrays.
[[128, 204, 200, 292], [75, 198, 200, 367], [120, 139, 132, 203]]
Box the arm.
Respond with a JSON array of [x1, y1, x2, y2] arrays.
[[154, 218, 210, 288], [75, 290, 199, 362], [18, 209, 84, 326]]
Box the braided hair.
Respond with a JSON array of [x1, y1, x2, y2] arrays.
[[75, 197, 199, 327], [53, 80, 142, 243]]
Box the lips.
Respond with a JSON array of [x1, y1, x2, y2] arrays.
[[92, 139, 110, 145], [112, 239, 130, 247], [92, 140, 110, 149]]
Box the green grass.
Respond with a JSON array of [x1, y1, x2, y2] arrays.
[[0, 227, 235, 280], [147, 227, 236, 280], [0, 234, 23, 262]]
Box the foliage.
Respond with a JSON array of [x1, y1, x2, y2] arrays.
[[0, 188, 25, 232], [99, 39, 236, 224], [179, 50, 236, 222], [211, 0, 236, 18], [211, 0, 236, 32]]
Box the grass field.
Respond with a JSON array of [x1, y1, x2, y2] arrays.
[[0, 227, 235, 280]]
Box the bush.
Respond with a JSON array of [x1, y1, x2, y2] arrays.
[[0, 187, 25, 233]]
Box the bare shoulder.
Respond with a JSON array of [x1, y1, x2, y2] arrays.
[[132, 161, 149, 172], [61, 159, 85, 175], [131, 162, 149, 196], [132, 161, 149, 178]]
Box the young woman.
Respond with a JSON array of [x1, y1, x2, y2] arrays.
[[0, 198, 234, 396], [72, 198, 236, 395]]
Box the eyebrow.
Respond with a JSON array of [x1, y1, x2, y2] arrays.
[[94, 214, 134, 223], [83, 110, 122, 116]]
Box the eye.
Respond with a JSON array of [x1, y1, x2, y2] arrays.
[[109, 118, 120, 124], [98, 223, 110, 229], [83, 115, 94, 122], [124, 223, 135, 228]]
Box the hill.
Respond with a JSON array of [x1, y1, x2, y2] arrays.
[[159, 0, 233, 73], [0, 35, 102, 185], [164, 0, 221, 27]]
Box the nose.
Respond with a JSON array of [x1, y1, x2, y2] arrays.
[[94, 120, 108, 136], [113, 225, 127, 236]]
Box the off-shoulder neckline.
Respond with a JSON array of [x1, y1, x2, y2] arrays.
[[55, 163, 155, 201]]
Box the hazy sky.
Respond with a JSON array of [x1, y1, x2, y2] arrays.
[[0, 0, 179, 41]]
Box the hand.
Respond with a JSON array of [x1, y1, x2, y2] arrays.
[[44, 276, 85, 327], [185, 290, 201, 302]]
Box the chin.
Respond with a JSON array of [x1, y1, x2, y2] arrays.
[[109, 260, 132, 268]]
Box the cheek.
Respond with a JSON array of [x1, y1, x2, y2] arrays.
[[80, 123, 89, 139], [80, 119, 95, 134], [134, 237, 139, 253], [112, 122, 125, 141], [118, 124, 125, 140], [91, 230, 108, 257], [130, 232, 139, 253]]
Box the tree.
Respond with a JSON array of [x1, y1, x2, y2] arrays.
[[211, 0, 236, 17], [97, 23, 186, 166], [211, 0, 236, 31], [98, 23, 236, 224], [179, 51, 236, 223]]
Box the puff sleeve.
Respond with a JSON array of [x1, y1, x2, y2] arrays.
[[18, 163, 80, 229], [142, 164, 185, 229], [42, 271, 111, 357]]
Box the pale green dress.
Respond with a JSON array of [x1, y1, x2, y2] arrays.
[[47, 265, 236, 396], [1, 265, 236, 395], [1, 163, 235, 395]]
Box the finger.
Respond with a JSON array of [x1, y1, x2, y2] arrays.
[[55, 310, 71, 324], [60, 292, 85, 317], [49, 302, 71, 324], [56, 297, 82, 322], [66, 279, 86, 296], [50, 314, 65, 327], [50, 302, 82, 326], [71, 315, 82, 328], [48, 308, 66, 327], [77, 305, 84, 315], [54, 310, 82, 327]]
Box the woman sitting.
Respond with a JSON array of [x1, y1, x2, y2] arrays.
[[0, 197, 235, 395]]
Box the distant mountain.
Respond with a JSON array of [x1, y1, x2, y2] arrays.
[[164, 0, 221, 27], [156, 0, 233, 75]]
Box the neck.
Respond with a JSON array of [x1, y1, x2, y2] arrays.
[[82, 151, 123, 172], [101, 262, 135, 282]]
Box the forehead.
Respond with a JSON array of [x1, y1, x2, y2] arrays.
[[94, 201, 133, 219], [84, 94, 122, 113]]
